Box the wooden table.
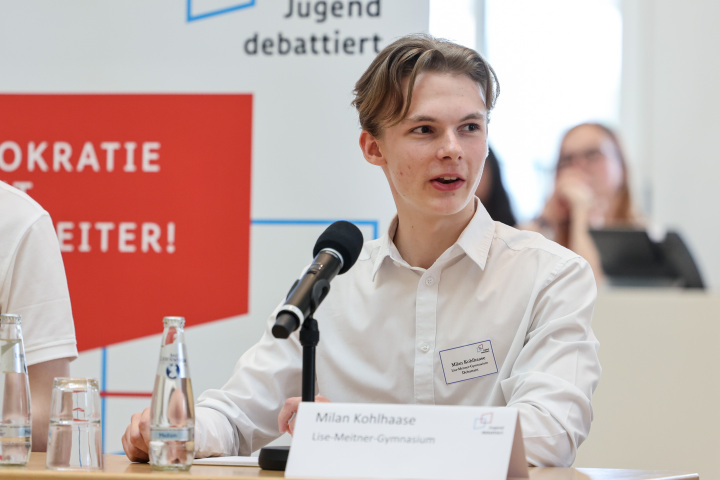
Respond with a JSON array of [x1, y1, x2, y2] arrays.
[[0, 453, 699, 480]]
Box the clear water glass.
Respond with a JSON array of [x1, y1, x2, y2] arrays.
[[46, 377, 103, 471]]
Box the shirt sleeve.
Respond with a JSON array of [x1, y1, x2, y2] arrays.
[[500, 255, 601, 467], [194, 308, 304, 457], [5, 213, 78, 365]]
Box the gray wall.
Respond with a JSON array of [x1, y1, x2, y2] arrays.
[[621, 0, 720, 289]]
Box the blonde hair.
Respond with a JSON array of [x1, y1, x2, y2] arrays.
[[352, 34, 499, 137]]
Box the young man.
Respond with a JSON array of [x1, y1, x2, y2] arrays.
[[123, 34, 600, 467]]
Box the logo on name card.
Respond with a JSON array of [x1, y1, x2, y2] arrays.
[[473, 413, 493, 430], [477, 343, 490, 354]]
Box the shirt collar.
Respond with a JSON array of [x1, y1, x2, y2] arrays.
[[370, 198, 496, 281], [371, 216, 399, 281], [455, 198, 495, 270]]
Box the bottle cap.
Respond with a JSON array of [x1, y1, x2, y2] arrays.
[[162, 316, 185, 328], [0, 313, 22, 325]]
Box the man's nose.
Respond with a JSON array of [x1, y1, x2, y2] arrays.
[[437, 130, 462, 161]]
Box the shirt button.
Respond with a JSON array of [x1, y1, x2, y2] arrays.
[[424, 276, 434, 286], [420, 343, 430, 353]]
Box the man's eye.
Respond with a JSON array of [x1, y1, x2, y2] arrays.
[[411, 126, 431, 134], [462, 123, 481, 132]]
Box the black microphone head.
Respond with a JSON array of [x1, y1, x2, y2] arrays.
[[313, 221, 364, 274]]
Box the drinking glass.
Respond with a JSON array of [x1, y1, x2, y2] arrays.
[[46, 377, 103, 471]]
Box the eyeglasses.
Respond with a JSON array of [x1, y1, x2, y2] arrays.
[[557, 148, 605, 169]]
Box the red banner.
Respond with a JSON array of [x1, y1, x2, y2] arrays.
[[0, 94, 252, 350]]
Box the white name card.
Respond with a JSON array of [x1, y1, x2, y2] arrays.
[[285, 402, 528, 480]]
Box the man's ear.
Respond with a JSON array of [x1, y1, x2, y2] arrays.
[[359, 130, 386, 166]]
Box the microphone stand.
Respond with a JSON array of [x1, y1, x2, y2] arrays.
[[258, 282, 326, 471], [300, 315, 319, 403]]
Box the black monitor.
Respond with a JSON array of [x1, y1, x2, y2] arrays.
[[589, 228, 705, 289]]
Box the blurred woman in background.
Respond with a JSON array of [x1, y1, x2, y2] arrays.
[[524, 122, 640, 282]]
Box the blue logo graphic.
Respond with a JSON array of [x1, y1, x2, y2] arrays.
[[186, 0, 256, 22], [166, 364, 180, 379]]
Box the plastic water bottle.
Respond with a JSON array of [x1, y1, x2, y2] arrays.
[[149, 316, 195, 471], [0, 314, 31, 466]]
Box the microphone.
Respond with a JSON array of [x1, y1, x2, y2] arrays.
[[272, 221, 364, 339]]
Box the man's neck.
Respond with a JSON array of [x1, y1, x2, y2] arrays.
[[393, 205, 475, 269]]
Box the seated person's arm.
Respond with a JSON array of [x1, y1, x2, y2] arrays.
[[501, 256, 600, 467], [28, 357, 71, 451]]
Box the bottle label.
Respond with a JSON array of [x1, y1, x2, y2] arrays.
[[0, 424, 31, 438], [0, 339, 25, 374], [156, 345, 188, 379], [151, 427, 191, 441]]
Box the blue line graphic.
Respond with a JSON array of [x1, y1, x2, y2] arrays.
[[186, 0, 256, 22], [101, 347, 107, 454], [77, 423, 82, 466], [251, 218, 380, 240]]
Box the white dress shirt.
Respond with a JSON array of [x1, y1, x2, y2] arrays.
[[0, 181, 78, 365], [195, 203, 601, 467]]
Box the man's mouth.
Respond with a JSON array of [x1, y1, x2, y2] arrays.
[[435, 176, 460, 184]]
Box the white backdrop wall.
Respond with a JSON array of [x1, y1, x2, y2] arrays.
[[0, 0, 429, 454], [620, 0, 720, 289]]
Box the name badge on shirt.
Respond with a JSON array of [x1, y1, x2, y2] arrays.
[[439, 340, 498, 384]]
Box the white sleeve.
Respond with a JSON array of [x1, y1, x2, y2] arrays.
[[194, 308, 304, 457], [501, 256, 601, 467], [5, 214, 77, 365], [194, 407, 240, 457]]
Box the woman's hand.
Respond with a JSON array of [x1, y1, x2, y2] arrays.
[[555, 168, 595, 213]]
